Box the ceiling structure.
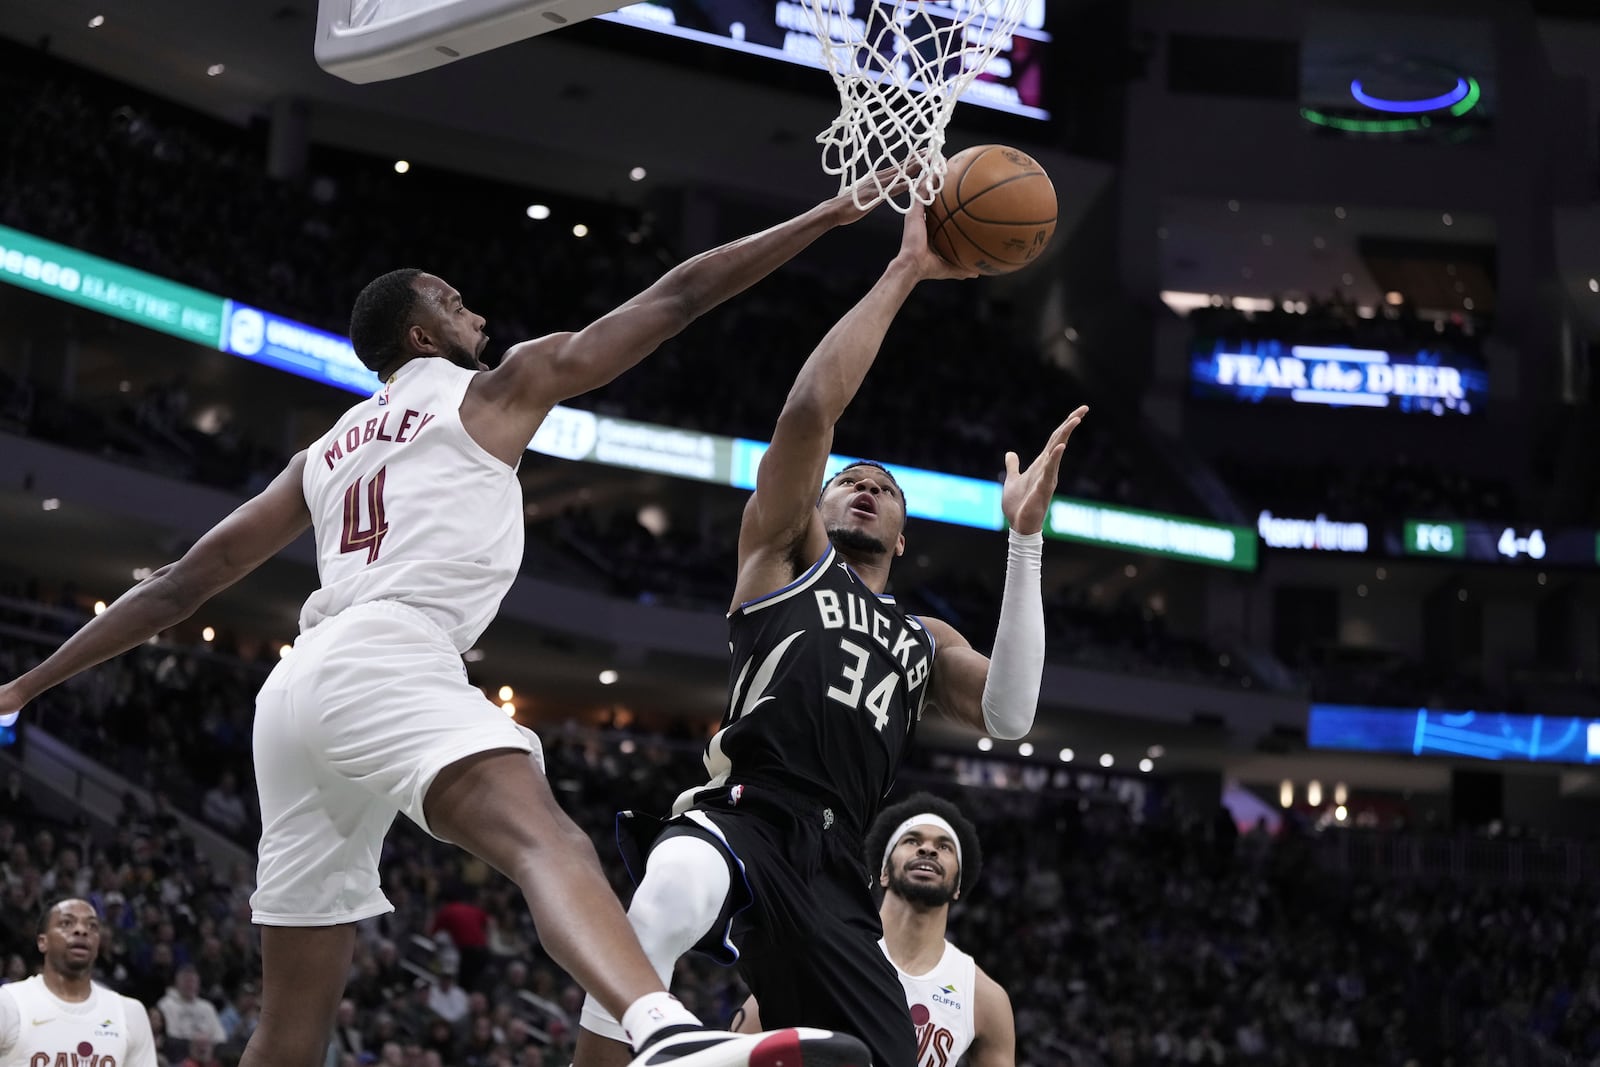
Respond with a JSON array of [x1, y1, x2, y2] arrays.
[[0, 0, 1111, 232]]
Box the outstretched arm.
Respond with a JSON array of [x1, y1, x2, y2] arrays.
[[0, 452, 312, 719], [467, 171, 910, 461], [732, 201, 975, 606], [922, 410, 1087, 737]]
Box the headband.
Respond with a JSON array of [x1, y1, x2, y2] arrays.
[[881, 814, 962, 885]]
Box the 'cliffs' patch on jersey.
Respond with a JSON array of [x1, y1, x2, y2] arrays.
[[678, 544, 936, 828], [322, 409, 436, 470]]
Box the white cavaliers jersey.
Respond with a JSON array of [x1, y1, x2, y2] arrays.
[[882, 939, 978, 1067], [0, 975, 155, 1067], [298, 358, 523, 652]]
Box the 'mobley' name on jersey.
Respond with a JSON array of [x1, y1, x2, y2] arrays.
[[814, 588, 931, 696], [322, 408, 437, 471]]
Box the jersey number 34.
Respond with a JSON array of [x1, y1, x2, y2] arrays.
[[828, 638, 899, 732]]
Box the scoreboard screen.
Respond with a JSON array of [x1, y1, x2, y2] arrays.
[[598, 1, 1052, 119]]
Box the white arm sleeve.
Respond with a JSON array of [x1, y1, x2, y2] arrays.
[[979, 529, 1045, 740], [122, 994, 158, 1067], [0, 989, 18, 1058]]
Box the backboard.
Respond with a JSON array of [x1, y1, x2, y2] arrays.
[[315, 0, 628, 83]]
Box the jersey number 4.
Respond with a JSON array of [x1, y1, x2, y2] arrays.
[[827, 638, 899, 732], [340, 466, 390, 564]]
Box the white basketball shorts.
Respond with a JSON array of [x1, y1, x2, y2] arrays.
[[250, 599, 542, 926]]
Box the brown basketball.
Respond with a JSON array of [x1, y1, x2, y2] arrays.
[[926, 144, 1057, 275]]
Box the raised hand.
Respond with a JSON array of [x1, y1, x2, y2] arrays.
[[893, 198, 979, 281], [1002, 406, 1090, 536]]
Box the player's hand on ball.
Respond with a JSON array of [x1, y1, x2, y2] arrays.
[[896, 200, 979, 281], [1002, 407, 1090, 536]]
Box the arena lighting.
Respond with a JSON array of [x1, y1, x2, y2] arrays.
[[201, 627, 216, 643], [1335, 805, 1349, 821], [278, 643, 293, 659], [598, 669, 619, 686], [1017, 742, 1034, 757], [1059, 748, 1074, 762], [1302, 77, 1480, 133], [629, 166, 647, 181], [1307, 780, 1324, 807], [206, 64, 226, 77], [501, 701, 515, 716], [88, 15, 105, 27], [977, 737, 993, 752], [1350, 76, 1469, 113], [1279, 780, 1293, 808], [525, 204, 551, 220], [572, 223, 590, 238], [497, 685, 514, 701], [41, 498, 60, 511], [393, 160, 410, 174], [1138, 758, 1154, 773], [93, 601, 106, 616], [1098, 753, 1114, 768]]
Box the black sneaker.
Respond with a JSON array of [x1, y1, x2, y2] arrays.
[[627, 1027, 871, 1067]]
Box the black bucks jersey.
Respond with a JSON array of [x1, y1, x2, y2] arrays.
[[675, 543, 937, 831]]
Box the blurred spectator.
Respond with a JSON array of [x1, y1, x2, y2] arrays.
[[199, 773, 248, 838], [157, 965, 227, 1044]]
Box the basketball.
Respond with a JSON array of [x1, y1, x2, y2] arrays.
[[926, 145, 1058, 276]]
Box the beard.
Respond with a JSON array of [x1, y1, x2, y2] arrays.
[[826, 524, 889, 557], [442, 339, 483, 371], [886, 865, 957, 908]]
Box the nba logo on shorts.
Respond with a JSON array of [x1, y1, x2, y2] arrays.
[[729, 784, 745, 805]]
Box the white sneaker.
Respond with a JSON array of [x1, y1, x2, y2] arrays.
[[627, 1027, 871, 1067]]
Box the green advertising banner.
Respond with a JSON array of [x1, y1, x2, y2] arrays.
[[1045, 499, 1257, 571], [0, 224, 226, 348]]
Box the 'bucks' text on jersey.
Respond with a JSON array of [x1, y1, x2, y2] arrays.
[[676, 544, 937, 831]]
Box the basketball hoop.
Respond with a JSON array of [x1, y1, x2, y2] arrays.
[[798, 1, 1032, 213]]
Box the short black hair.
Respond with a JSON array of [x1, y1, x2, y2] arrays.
[[865, 792, 982, 895], [37, 896, 95, 935], [350, 268, 425, 374], [824, 460, 906, 507]]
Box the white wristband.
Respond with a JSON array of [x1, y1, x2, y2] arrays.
[[979, 529, 1045, 739]]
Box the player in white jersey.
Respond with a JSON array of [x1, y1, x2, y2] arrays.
[[0, 898, 156, 1067], [735, 794, 1014, 1067], [0, 173, 912, 1067]]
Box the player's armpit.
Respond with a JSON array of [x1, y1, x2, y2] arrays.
[[969, 966, 1017, 1067], [919, 618, 989, 733]]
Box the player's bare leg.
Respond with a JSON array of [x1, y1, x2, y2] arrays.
[[423, 749, 667, 1018], [239, 924, 358, 1067]]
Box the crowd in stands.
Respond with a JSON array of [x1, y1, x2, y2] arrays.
[[0, 617, 1597, 1067], [0, 41, 1172, 512]]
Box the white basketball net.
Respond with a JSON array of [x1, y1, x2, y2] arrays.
[[798, 0, 1030, 213]]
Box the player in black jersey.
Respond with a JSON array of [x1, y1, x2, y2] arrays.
[[574, 199, 1088, 1067]]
